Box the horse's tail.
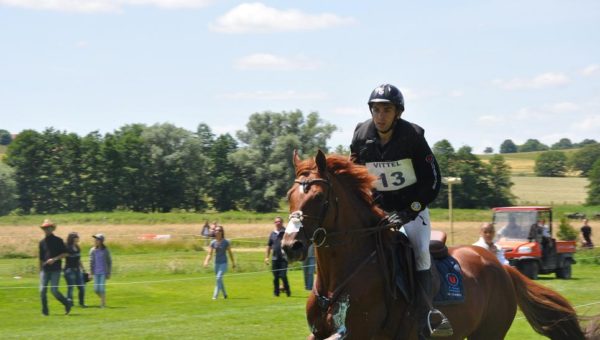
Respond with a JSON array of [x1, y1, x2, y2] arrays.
[[504, 265, 585, 340]]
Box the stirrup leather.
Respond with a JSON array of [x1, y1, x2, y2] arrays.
[[427, 309, 453, 337]]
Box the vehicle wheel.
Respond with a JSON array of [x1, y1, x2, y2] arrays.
[[556, 261, 572, 279], [519, 261, 539, 280]]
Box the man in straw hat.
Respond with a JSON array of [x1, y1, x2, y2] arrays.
[[39, 219, 71, 315]]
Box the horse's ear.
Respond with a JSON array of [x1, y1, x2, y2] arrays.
[[293, 150, 301, 170], [316, 149, 327, 175]]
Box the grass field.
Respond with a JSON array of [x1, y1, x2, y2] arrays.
[[479, 149, 581, 177], [1, 246, 599, 339], [511, 176, 589, 205], [2, 222, 600, 339]]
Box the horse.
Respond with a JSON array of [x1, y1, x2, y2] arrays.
[[282, 150, 590, 340]]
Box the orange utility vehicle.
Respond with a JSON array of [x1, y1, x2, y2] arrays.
[[493, 206, 576, 280]]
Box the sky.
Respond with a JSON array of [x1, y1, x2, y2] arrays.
[[1, 0, 599, 153]]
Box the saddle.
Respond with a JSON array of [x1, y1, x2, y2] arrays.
[[391, 230, 464, 305]]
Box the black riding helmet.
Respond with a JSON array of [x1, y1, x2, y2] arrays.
[[368, 84, 405, 114]]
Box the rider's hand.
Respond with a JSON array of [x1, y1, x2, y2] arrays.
[[387, 209, 419, 228]]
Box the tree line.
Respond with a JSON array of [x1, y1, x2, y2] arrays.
[[1, 114, 599, 216]]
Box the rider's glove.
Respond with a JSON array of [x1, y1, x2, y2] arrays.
[[386, 209, 419, 229]]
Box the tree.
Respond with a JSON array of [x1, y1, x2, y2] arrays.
[[431, 142, 513, 209], [232, 110, 336, 212], [0, 129, 11, 145], [499, 139, 517, 153], [534, 151, 568, 177], [518, 139, 549, 152], [586, 159, 600, 205], [574, 139, 597, 148], [487, 155, 514, 206], [556, 218, 578, 241], [484, 147, 493, 154], [551, 138, 573, 150], [570, 143, 600, 176], [208, 134, 243, 211], [334, 145, 350, 155], [0, 162, 17, 215]]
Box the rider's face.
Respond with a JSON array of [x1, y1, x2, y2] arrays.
[[370, 103, 398, 132]]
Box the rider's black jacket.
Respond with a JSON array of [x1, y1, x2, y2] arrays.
[[350, 118, 441, 218]]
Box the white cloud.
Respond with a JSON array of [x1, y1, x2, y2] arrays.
[[209, 2, 356, 33], [581, 64, 600, 77], [492, 72, 570, 90], [0, 0, 212, 13], [401, 88, 438, 101], [234, 53, 320, 71], [545, 101, 579, 114], [219, 90, 327, 101], [448, 90, 464, 97], [477, 115, 503, 125], [571, 114, 600, 131]]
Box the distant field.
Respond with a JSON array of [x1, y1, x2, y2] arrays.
[[479, 149, 581, 176], [511, 176, 589, 205]]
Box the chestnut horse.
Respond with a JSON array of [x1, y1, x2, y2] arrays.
[[282, 150, 588, 340]]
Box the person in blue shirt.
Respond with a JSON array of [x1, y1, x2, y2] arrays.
[[203, 226, 236, 299]]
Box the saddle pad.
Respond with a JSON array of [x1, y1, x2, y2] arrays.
[[433, 255, 465, 305]]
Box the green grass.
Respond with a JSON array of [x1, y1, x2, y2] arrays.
[[1, 249, 599, 339]]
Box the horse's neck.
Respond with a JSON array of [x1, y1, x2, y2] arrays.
[[316, 196, 380, 293]]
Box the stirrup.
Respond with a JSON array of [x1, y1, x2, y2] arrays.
[[427, 309, 453, 337]]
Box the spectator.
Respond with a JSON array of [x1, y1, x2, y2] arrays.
[[203, 226, 235, 299], [265, 217, 290, 297], [200, 221, 211, 237], [581, 219, 594, 249], [38, 219, 71, 315], [90, 234, 112, 308], [64, 232, 86, 307], [473, 222, 509, 265], [497, 215, 521, 239], [303, 244, 316, 291]]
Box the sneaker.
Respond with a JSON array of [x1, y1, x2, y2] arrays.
[[42, 309, 49, 316], [223, 295, 228, 299], [65, 303, 72, 315]]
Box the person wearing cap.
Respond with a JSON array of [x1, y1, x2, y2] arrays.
[[38, 219, 71, 315], [350, 84, 449, 339], [89, 233, 112, 308]]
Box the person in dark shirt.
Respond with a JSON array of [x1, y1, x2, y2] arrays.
[[350, 84, 450, 339], [581, 219, 594, 249], [64, 232, 86, 307], [38, 219, 71, 315], [265, 217, 290, 297]]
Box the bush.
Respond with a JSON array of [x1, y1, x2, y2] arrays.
[[556, 217, 578, 241]]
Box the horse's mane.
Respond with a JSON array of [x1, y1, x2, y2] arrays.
[[295, 154, 385, 218]]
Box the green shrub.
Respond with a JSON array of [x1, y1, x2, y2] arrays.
[[556, 217, 578, 240]]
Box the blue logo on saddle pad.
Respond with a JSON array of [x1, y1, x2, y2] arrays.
[[433, 256, 465, 305]]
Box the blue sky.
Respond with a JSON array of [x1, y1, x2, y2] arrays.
[[1, 0, 599, 153]]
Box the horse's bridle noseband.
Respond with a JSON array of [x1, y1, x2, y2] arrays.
[[293, 177, 332, 247]]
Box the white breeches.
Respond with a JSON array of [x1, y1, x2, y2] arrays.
[[400, 208, 431, 271]]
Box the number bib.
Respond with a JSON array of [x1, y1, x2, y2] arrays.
[[366, 159, 417, 191]]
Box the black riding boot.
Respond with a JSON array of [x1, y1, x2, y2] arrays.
[[415, 269, 453, 339]]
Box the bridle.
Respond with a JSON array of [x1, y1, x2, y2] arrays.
[[292, 173, 394, 314], [293, 176, 332, 247], [292, 175, 389, 248]]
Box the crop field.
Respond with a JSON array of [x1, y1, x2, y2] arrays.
[[1, 223, 600, 339], [511, 176, 589, 205]]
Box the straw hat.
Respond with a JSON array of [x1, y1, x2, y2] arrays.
[[40, 219, 56, 228]]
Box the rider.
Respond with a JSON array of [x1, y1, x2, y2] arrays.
[[350, 84, 452, 339]]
